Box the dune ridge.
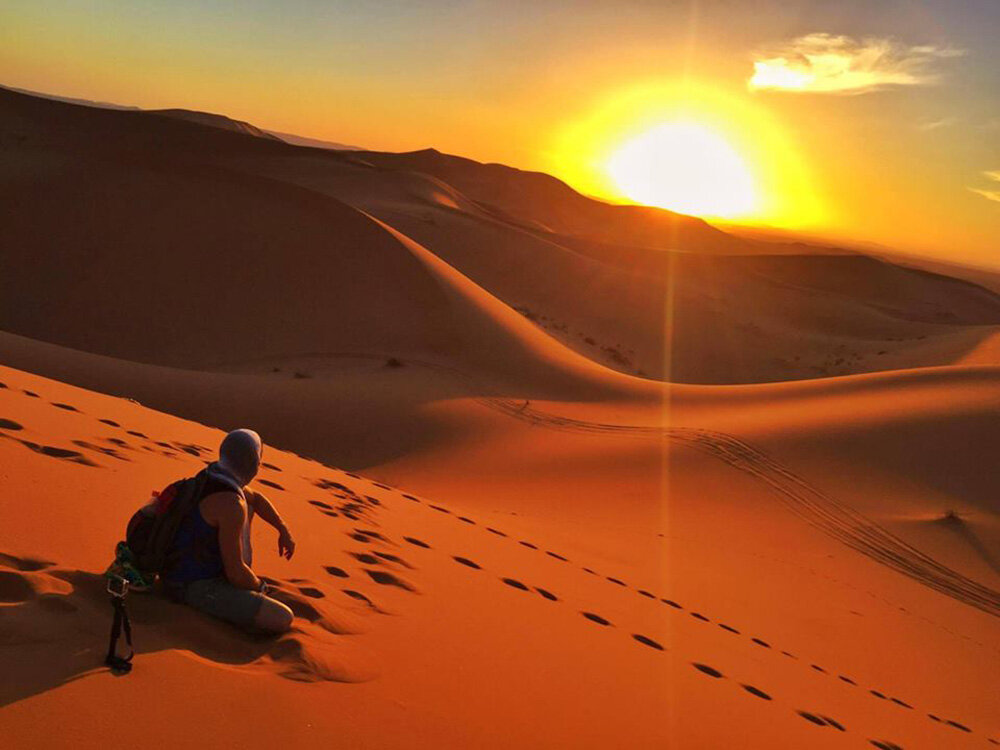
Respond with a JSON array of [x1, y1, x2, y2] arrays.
[[6, 84, 1000, 382]]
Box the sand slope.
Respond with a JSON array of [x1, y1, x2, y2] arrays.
[[2, 355, 999, 749]]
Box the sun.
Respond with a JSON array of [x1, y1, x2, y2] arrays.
[[547, 79, 826, 228], [606, 120, 757, 218]]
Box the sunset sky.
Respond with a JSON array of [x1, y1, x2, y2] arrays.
[[3, 0, 998, 263]]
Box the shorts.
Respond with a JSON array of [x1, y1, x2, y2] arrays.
[[182, 577, 265, 629]]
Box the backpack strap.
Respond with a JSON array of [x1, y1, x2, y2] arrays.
[[104, 576, 133, 674]]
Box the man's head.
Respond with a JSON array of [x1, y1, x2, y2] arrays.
[[219, 428, 263, 487]]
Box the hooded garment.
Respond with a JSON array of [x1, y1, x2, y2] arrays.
[[212, 428, 263, 565], [218, 428, 263, 487]]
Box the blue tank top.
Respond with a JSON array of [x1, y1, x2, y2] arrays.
[[162, 475, 234, 589]]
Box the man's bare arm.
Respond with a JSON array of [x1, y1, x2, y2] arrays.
[[211, 494, 261, 590], [247, 490, 296, 559], [246, 490, 287, 533]]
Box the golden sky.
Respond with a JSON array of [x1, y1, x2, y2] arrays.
[[2, 1, 997, 263]]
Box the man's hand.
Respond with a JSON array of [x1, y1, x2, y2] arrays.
[[278, 526, 296, 560]]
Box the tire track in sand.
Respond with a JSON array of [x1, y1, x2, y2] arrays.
[[477, 396, 1000, 619]]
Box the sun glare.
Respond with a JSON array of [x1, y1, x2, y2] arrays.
[[606, 120, 757, 218], [548, 80, 826, 228]]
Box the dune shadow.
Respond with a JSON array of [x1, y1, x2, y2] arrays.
[[0, 556, 374, 707], [935, 512, 1000, 578]]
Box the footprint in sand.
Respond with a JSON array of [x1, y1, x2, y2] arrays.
[[354, 529, 388, 542], [127, 430, 148, 438], [751, 638, 771, 648], [487, 528, 507, 537], [691, 612, 710, 622], [258, 479, 284, 491], [870, 741, 904, 750], [719, 624, 740, 634], [72, 440, 130, 461], [632, 634, 664, 651], [315, 479, 351, 492], [13, 439, 96, 466], [428, 504, 451, 514], [638, 590, 656, 599], [98, 418, 121, 427], [350, 553, 380, 565], [741, 684, 772, 700], [607, 577, 626, 586], [453, 556, 481, 569], [0, 418, 23, 431], [372, 551, 411, 568], [372, 482, 391, 490], [342, 589, 376, 607], [324, 566, 349, 578], [23, 390, 39, 398], [309, 500, 334, 510], [50, 403, 80, 412], [296, 586, 325, 599], [519, 541, 537, 549], [458, 516, 475, 524], [261, 462, 282, 472], [582, 612, 612, 626], [661, 599, 682, 609], [546, 551, 569, 561], [404, 537, 431, 549], [692, 663, 723, 678], [363, 569, 416, 592], [0, 553, 54, 572], [402, 493, 421, 503], [501, 577, 529, 592], [796, 712, 845, 731]]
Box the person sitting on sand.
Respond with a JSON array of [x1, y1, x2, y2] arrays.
[[161, 428, 296, 633]]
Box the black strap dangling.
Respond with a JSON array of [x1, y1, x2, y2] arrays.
[[105, 582, 134, 674]]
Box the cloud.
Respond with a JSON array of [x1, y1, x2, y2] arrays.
[[969, 171, 1000, 203], [917, 116, 959, 131], [748, 33, 963, 94]]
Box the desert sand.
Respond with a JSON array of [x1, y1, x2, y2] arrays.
[[1, 86, 999, 749]]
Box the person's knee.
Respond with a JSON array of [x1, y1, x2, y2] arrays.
[[254, 597, 294, 633]]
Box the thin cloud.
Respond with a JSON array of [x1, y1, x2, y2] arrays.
[[748, 33, 963, 94], [969, 171, 1000, 203], [917, 116, 959, 131]]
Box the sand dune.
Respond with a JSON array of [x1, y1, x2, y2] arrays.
[[5, 85, 1000, 383], [148, 108, 283, 141], [2, 85, 1000, 748]]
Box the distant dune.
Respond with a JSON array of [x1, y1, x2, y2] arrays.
[[4, 85, 1000, 383], [263, 128, 361, 151], [147, 108, 283, 141]]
